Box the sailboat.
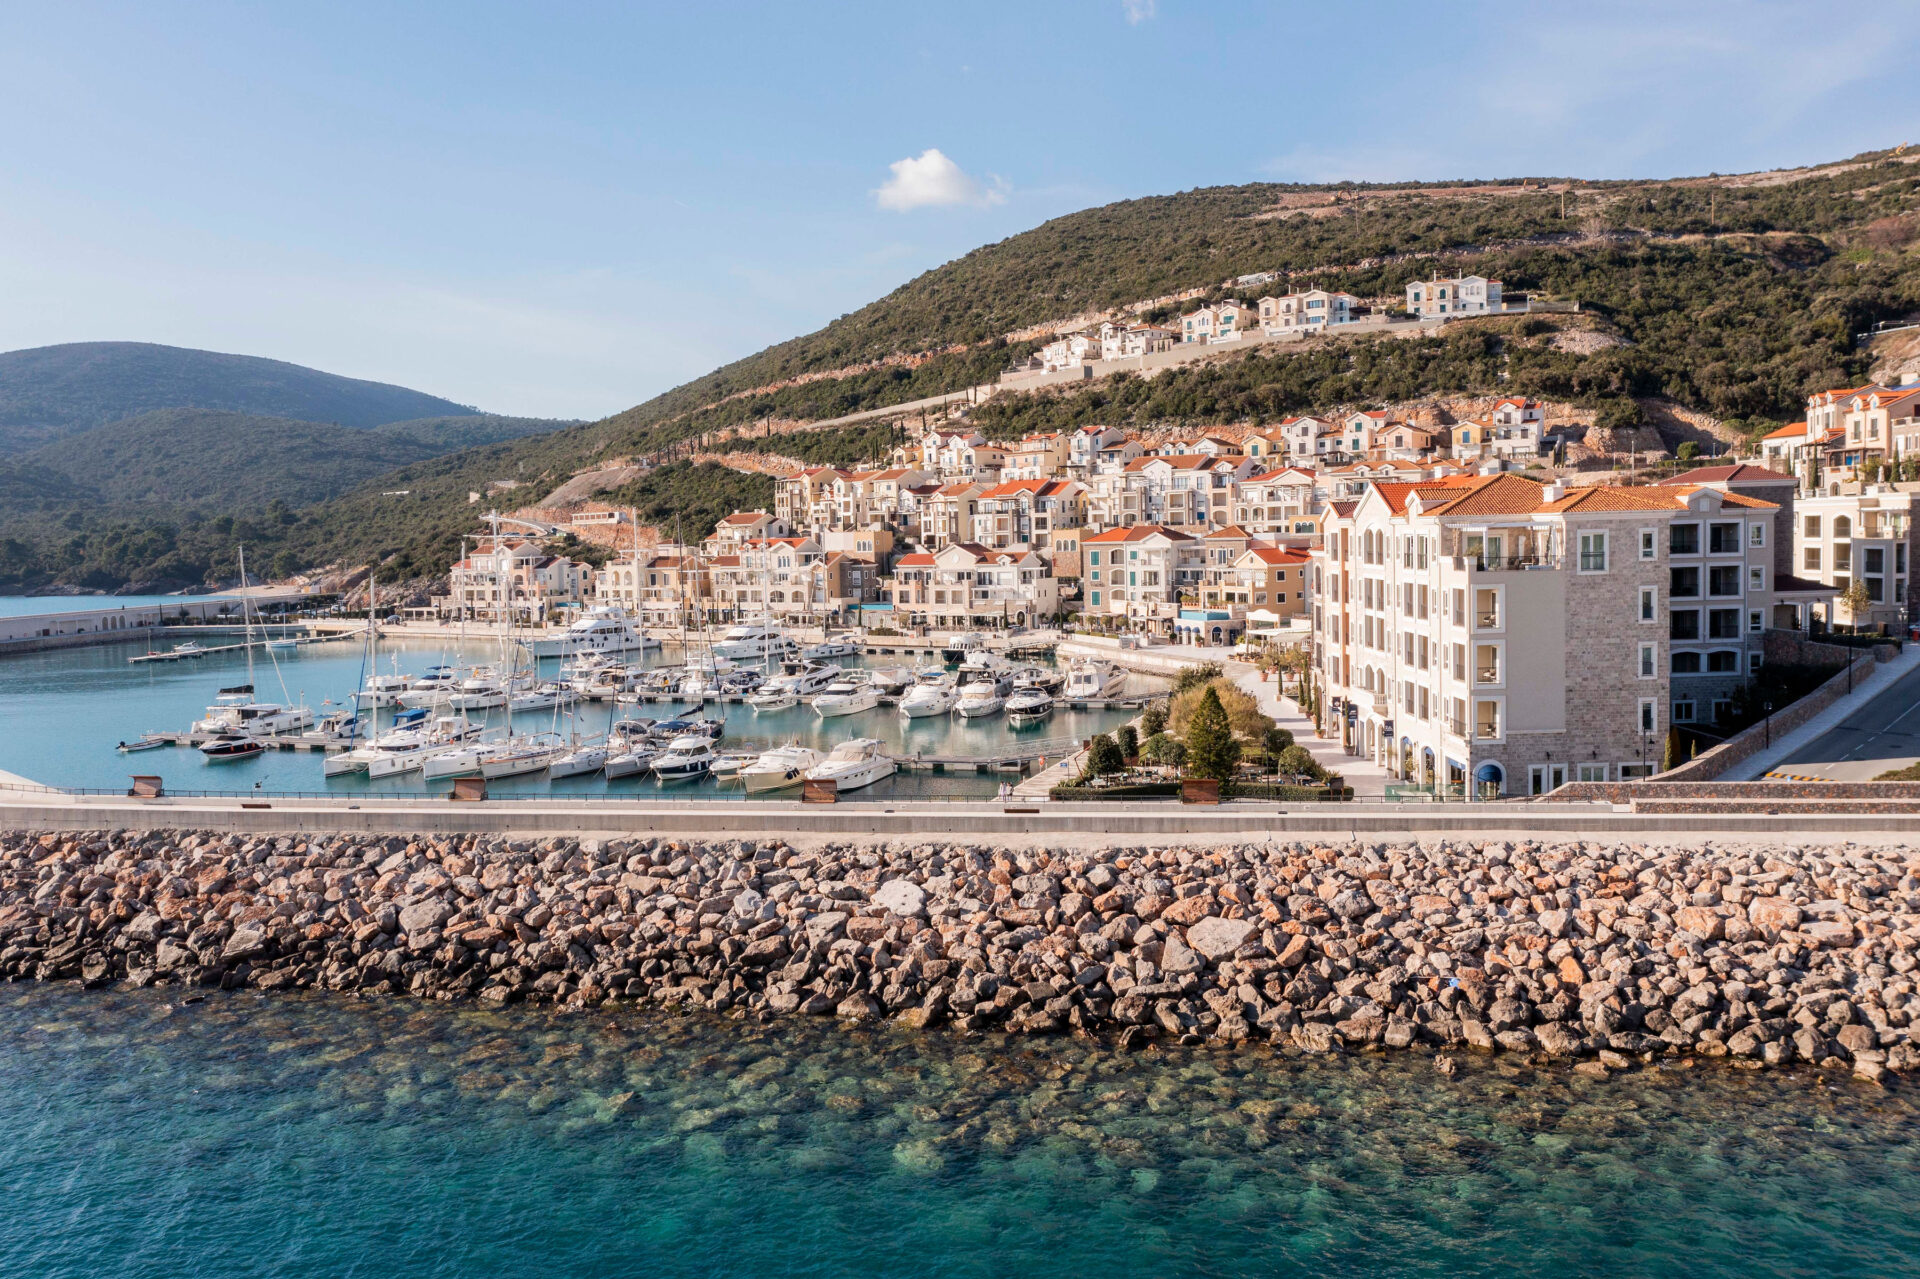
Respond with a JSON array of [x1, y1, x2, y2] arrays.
[[194, 547, 311, 753]]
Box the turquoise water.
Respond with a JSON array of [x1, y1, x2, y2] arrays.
[[0, 636, 1141, 797], [1, 985, 1915, 1278]]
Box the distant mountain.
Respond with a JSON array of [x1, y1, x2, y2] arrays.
[[0, 341, 483, 453], [13, 408, 574, 511]]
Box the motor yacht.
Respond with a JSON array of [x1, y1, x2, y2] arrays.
[[738, 744, 824, 793], [1062, 660, 1127, 699], [779, 661, 842, 695], [439, 670, 513, 712], [801, 636, 859, 660], [897, 676, 958, 718], [953, 683, 1006, 718], [199, 733, 264, 761], [172, 641, 207, 658], [508, 681, 577, 715], [367, 716, 484, 779], [712, 623, 792, 662], [419, 731, 507, 782], [747, 684, 798, 712], [1005, 689, 1055, 723], [650, 715, 724, 743], [940, 632, 988, 662], [652, 735, 717, 782], [805, 738, 895, 791], [531, 607, 659, 658], [959, 650, 1011, 675], [812, 673, 881, 718], [1012, 665, 1064, 694]]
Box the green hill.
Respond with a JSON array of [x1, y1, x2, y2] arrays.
[[0, 341, 484, 453], [3, 148, 1918, 592]]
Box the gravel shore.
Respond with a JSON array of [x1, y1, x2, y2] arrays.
[[4, 828, 1917, 1080]]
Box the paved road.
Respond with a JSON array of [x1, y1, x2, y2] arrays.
[[1768, 660, 1920, 780]]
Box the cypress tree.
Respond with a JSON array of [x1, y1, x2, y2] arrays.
[[1184, 685, 1241, 781]]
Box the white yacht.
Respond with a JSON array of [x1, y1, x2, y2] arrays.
[[1005, 689, 1054, 722], [747, 684, 799, 713], [420, 732, 507, 781], [805, 738, 895, 792], [478, 732, 570, 779], [366, 716, 483, 779], [651, 735, 717, 782], [1063, 660, 1127, 699], [603, 742, 663, 780], [354, 671, 416, 708], [953, 683, 1006, 718], [509, 681, 577, 715], [897, 676, 958, 719], [739, 744, 824, 793], [547, 739, 609, 779], [192, 685, 315, 737], [530, 607, 659, 658], [812, 673, 881, 718], [712, 623, 792, 662], [801, 635, 859, 660]]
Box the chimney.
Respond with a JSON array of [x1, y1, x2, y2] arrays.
[[1542, 481, 1566, 503]]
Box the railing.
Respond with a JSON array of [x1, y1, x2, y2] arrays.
[[1470, 554, 1558, 571], [1474, 719, 1502, 741]]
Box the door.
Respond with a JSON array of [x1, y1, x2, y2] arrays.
[[1529, 764, 1566, 795]]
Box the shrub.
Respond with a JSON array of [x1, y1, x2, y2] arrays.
[[1140, 704, 1167, 738], [1140, 732, 1186, 768], [1117, 724, 1139, 759], [1172, 661, 1225, 696], [1184, 686, 1241, 782], [1169, 677, 1272, 741], [1275, 744, 1327, 782], [1083, 733, 1125, 780], [1261, 726, 1295, 768]]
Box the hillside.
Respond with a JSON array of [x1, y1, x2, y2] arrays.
[[3, 147, 1918, 593], [0, 341, 482, 453]]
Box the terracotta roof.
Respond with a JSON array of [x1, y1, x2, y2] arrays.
[[894, 553, 936, 566], [1247, 467, 1316, 483], [1083, 524, 1198, 543], [1206, 524, 1254, 539], [1244, 546, 1310, 566], [1761, 421, 1810, 441], [721, 512, 769, 525], [1659, 464, 1798, 485]]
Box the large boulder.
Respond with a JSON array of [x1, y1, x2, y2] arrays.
[[873, 880, 927, 918], [1185, 916, 1255, 962], [398, 901, 452, 935]]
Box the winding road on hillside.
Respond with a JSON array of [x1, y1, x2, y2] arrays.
[[1765, 661, 1920, 781]]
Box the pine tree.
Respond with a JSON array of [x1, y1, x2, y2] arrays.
[[1184, 685, 1241, 782]]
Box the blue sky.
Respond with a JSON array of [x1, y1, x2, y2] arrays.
[[2, 1, 1916, 419]]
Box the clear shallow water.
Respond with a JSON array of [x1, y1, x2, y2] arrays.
[[0, 636, 1143, 798], [2, 985, 1916, 1279]]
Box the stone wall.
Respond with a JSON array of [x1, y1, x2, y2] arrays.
[[1652, 649, 1882, 783], [5, 828, 1919, 1081]]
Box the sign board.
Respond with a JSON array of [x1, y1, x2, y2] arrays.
[[802, 778, 839, 804]]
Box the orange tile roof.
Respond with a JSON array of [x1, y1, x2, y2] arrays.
[[1083, 524, 1198, 543], [1761, 421, 1809, 440]]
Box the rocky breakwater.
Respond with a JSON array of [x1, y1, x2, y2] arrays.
[[3, 829, 1920, 1080]]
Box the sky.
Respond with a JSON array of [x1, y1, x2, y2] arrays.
[[2, 1, 1917, 420]]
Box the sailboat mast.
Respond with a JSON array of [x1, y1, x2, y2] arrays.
[[239, 545, 255, 690]]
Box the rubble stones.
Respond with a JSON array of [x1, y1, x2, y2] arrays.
[[1, 828, 1918, 1075]]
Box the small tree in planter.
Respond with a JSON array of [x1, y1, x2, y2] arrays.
[[1082, 733, 1125, 782], [1117, 724, 1139, 761], [1183, 686, 1241, 782], [1275, 744, 1327, 784], [1140, 732, 1186, 770], [1261, 726, 1294, 772]]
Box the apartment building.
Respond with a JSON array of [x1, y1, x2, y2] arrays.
[[1185, 544, 1311, 644], [917, 483, 986, 550], [886, 543, 1059, 630], [1405, 275, 1502, 318], [592, 549, 709, 629], [1067, 424, 1127, 472], [1258, 289, 1359, 333], [1232, 466, 1319, 538], [1003, 433, 1071, 480], [969, 478, 1086, 549], [1082, 525, 1204, 632], [773, 467, 846, 528], [1311, 473, 1789, 797], [707, 511, 791, 549], [1088, 454, 1254, 530], [1794, 489, 1916, 631], [1759, 422, 1814, 480], [706, 537, 877, 624], [444, 541, 592, 622], [1098, 320, 1177, 360]]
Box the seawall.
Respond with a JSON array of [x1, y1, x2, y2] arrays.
[[5, 827, 1916, 1081]]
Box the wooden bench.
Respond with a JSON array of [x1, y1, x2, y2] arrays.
[[128, 775, 163, 799]]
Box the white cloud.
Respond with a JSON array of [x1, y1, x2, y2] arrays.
[[1122, 0, 1156, 24], [873, 148, 1007, 212]]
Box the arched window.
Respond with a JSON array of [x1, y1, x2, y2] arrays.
[[1834, 515, 1852, 539]]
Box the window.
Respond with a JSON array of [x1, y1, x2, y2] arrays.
[[1640, 586, 1657, 622], [1749, 566, 1766, 591], [1712, 699, 1733, 723], [1868, 576, 1886, 603], [1835, 543, 1852, 571], [1671, 566, 1701, 598], [1671, 610, 1701, 640], [1640, 698, 1658, 733], [1750, 652, 1763, 673], [1089, 551, 1101, 566], [1640, 529, 1657, 560], [1671, 523, 1700, 555], [1750, 523, 1767, 548], [1672, 701, 1696, 723], [1578, 763, 1608, 783], [1835, 515, 1853, 539], [1804, 546, 1822, 571], [1708, 565, 1742, 596], [1089, 590, 1101, 606], [1709, 522, 1742, 554], [1672, 651, 1702, 673], [1749, 610, 1763, 633], [1639, 642, 1657, 678], [1708, 608, 1742, 639], [1866, 547, 1886, 575], [1804, 514, 1821, 538], [1707, 651, 1739, 673], [1578, 531, 1608, 573]]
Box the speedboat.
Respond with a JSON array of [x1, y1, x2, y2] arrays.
[[651, 715, 723, 743], [1005, 689, 1054, 723], [547, 740, 609, 779], [604, 741, 664, 780], [173, 641, 207, 658], [954, 684, 1006, 718], [199, 733, 264, 761], [117, 735, 169, 753], [1012, 666, 1064, 694], [709, 751, 757, 783], [812, 674, 881, 718], [801, 636, 859, 660], [478, 732, 570, 780], [805, 738, 895, 792], [897, 677, 958, 719], [1062, 660, 1127, 699], [739, 744, 824, 793], [652, 735, 717, 782]]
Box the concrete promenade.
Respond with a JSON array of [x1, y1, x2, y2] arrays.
[[4, 782, 1917, 841]]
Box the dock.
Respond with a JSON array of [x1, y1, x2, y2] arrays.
[[127, 633, 348, 664]]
